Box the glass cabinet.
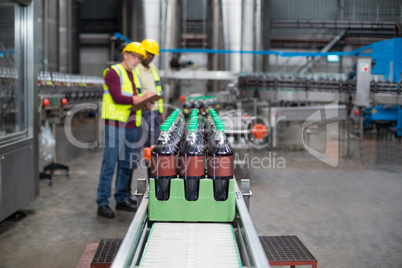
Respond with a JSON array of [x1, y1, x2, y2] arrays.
[[0, 3, 28, 145], [0, 0, 36, 221]]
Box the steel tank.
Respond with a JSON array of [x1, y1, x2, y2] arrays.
[[128, 0, 181, 71], [208, 0, 267, 73], [36, 0, 79, 73]]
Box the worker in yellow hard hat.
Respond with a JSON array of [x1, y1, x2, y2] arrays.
[[133, 38, 165, 150], [124, 39, 165, 198], [96, 42, 156, 219]]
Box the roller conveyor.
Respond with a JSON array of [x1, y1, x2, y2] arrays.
[[111, 179, 270, 268], [237, 74, 402, 104], [140, 223, 241, 268]]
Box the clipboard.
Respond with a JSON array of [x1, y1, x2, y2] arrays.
[[129, 94, 165, 111]]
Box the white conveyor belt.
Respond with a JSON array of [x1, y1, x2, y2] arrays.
[[139, 222, 241, 268]]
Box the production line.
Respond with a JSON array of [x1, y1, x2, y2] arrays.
[[37, 71, 104, 110], [237, 73, 402, 104], [111, 176, 269, 268], [108, 109, 269, 268]]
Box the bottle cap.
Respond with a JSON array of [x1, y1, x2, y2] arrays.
[[213, 116, 221, 123], [161, 124, 169, 131], [188, 124, 197, 131], [216, 123, 225, 131]]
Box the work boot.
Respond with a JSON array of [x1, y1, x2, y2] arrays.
[[116, 199, 137, 212], [97, 205, 115, 218], [128, 195, 137, 205]]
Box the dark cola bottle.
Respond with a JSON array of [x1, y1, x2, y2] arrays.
[[151, 123, 177, 200], [207, 123, 234, 201], [204, 109, 216, 139], [178, 121, 205, 201]]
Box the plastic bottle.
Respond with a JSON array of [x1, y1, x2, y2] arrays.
[[178, 121, 205, 201], [204, 109, 216, 138], [151, 123, 177, 200], [207, 123, 234, 201]]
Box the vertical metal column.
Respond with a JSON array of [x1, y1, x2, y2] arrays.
[[43, 0, 49, 72]]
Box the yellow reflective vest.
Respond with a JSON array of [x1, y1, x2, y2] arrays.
[[101, 64, 142, 127], [135, 64, 163, 114]]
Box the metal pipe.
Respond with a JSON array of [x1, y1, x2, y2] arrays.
[[242, 0, 254, 72], [182, 0, 186, 47], [202, 0, 207, 48], [270, 19, 395, 30], [254, 0, 262, 72], [56, 0, 60, 71], [211, 0, 219, 70], [43, 0, 48, 72], [340, 0, 344, 20], [67, 0, 72, 73], [122, 0, 127, 37], [222, 0, 242, 72]]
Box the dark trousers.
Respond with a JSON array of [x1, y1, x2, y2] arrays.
[[128, 110, 162, 195]]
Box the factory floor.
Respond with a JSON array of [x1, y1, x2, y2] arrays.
[[0, 121, 401, 268]]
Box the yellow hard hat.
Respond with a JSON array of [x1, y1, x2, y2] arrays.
[[141, 39, 160, 56], [122, 42, 146, 59]]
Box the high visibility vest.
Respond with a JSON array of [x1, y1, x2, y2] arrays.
[[135, 64, 163, 114], [101, 64, 142, 127]]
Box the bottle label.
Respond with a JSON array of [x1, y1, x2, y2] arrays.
[[207, 155, 234, 177], [151, 155, 177, 177], [178, 155, 205, 177]]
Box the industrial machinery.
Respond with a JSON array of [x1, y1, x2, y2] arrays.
[[237, 72, 401, 104], [37, 71, 104, 111], [236, 38, 402, 151], [110, 178, 269, 268], [37, 71, 103, 180], [363, 105, 402, 137], [109, 109, 269, 268], [0, 1, 36, 221]]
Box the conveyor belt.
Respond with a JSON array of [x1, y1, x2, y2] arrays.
[[139, 222, 241, 268]]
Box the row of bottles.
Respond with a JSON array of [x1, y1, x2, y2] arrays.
[[183, 96, 220, 119], [238, 73, 402, 93], [37, 71, 104, 88], [151, 108, 234, 202]]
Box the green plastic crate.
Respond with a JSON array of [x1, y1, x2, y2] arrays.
[[148, 178, 235, 222]]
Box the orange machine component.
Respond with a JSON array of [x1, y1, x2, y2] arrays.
[[144, 145, 155, 162], [252, 124, 267, 140], [62, 98, 68, 106], [179, 95, 187, 103], [43, 98, 50, 106]]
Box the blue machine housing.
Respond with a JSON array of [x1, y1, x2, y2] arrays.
[[371, 38, 402, 83], [363, 105, 402, 137]]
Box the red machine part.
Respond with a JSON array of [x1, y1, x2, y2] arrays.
[[43, 98, 50, 106], [179, 95, 187, 103], [251, 124, 267, 140], [144, 145, 155, 163]]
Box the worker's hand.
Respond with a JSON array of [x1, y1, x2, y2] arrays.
[[144, 91, 156, 99], [161, 113, 166, 123]]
